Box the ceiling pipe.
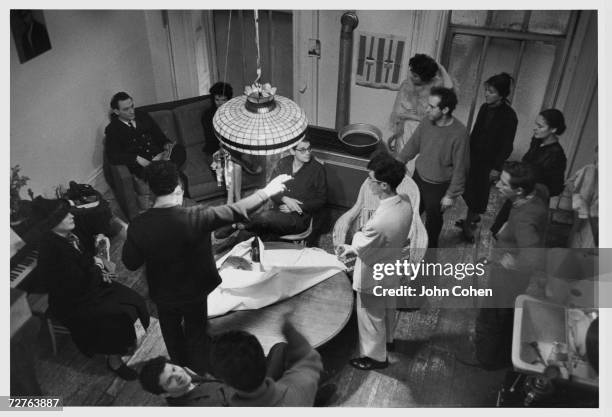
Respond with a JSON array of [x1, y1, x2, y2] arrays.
[[335, 11, 359, 132]]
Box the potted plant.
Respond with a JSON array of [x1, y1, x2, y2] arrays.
[[10, 165, 33, 225]]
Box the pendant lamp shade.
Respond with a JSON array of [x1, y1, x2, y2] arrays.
[[213, 90, 308, 156]]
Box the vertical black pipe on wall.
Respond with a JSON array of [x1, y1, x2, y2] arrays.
[[335, 12, 359, 132]]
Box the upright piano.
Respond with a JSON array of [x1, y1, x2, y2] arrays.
[[10, 226, 44, 396]]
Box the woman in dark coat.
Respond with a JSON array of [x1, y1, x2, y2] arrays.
[[489, 108, 568, 236], [458, 73, 518, 243], [36, 199, 149, 380]]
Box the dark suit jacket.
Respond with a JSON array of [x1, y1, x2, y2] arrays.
[[105, 110, 170, 178], [122, 190, 269, 307]]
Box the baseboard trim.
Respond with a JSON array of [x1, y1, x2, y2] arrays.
[[86, 165, 110, 195]]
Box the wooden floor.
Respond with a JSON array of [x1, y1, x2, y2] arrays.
[[31, 188, 572, 407]]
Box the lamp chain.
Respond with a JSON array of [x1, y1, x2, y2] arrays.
[[254, 10, 261, 85], [222, 10, 232, 98]]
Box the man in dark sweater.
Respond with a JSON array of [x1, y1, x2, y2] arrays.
[[397, 87, 470, 248], [224, 138, 327, 240], [122, 161, 290, 374]]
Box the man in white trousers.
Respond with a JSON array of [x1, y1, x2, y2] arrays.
[[336, 153, 413, 370]]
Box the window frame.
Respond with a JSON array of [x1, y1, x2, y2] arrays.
[[441, 10, 579, 130]]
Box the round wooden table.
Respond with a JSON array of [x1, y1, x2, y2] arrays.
[[209, 272, 353, 353]]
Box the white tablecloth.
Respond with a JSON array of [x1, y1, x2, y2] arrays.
[[208, 238, 347, 317]]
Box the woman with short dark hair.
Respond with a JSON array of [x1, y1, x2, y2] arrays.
[[490, 108, 568, 237], [458, 73, 518, 243]]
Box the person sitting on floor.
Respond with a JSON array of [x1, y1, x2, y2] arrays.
[[216, 137, 327, 241], [209, 321, 325, 406], [34, 198, 150, 380], [138, 342, 290, 406], [139, 356, 231, 406]]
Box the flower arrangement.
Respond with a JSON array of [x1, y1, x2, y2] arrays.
[[10, 165, 33, 224]]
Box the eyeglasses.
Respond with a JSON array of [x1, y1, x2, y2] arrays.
[[295, 146, 312, 153], [367, 175, 385, 185]]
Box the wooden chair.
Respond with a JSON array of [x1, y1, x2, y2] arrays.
[[28, 294, 70, 355], [332, 173, 428, 268]]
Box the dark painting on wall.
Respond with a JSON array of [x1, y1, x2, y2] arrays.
[[11, 10, 52, 63]]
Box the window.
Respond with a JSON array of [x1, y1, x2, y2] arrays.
[[442, 10, 577, 157]]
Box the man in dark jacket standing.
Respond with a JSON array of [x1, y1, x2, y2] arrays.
[[122, 161, 290, 374]]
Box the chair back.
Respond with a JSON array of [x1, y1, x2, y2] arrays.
[[357, 174, 427, 264]]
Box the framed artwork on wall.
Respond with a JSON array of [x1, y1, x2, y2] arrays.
[[10, 10, 52, 64], [355, 31, 406, 90]]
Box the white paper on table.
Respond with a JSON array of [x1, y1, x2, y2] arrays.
[[208, 238, 347, 318]]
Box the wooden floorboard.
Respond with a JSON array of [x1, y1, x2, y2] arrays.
[[28, 187, 572, 407]]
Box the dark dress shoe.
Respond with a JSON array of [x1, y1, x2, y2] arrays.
[[314, 383, 337, 406], [386, 341, 395, 352], [461, 229, 476, 244], [454, 217, 481, 229], [107, 359, 138, 380], [349, 357, 388, 371]]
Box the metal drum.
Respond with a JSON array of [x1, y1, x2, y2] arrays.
[[338, 123, 381, 156]]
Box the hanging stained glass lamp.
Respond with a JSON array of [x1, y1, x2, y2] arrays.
[[212, 10, 308, 156], [213, 83, 308, 156]]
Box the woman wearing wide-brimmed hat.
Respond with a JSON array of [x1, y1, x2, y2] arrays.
[[34, 198, 150, 380]]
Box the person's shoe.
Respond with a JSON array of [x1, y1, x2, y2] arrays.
[[386, 341, 396, 352], [461, 229, 475, 244], [314, 383, 337, 406], [455, 216, 481, 229], [349, 357, 388, 371], [107, 358, 138, 380]]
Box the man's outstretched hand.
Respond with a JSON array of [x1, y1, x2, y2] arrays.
[[262, 174, 292, 198]]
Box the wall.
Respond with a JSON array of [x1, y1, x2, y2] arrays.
[[10, 10, 158, 197], [555, 10, 598, 177], [295, 10, 446, 138]]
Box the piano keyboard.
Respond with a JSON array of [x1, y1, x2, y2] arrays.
[[10, 250, 38, 288]]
